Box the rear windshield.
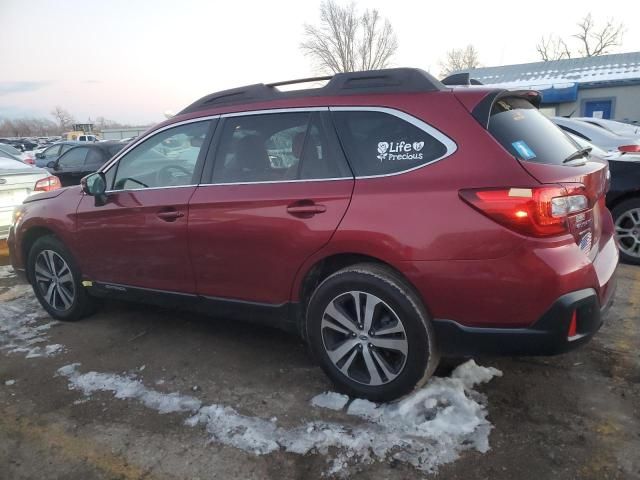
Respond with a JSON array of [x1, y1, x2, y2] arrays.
[[488, 97, 579, 165]]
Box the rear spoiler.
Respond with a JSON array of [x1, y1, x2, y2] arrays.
[[441, 72, 483, 86], [471, 90, 543, 128]]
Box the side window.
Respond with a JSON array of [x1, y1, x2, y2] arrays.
[[58, 147, 88, 169], [211, 112, 351, 183], [60, 144, 73, 154], [85, 149, 105, 166], [213, 112, 310, 183], [79, 136, 86, 142], [111, 120, 211, 191], [44, 145, 61, 158], [331, 110, 450, 176]]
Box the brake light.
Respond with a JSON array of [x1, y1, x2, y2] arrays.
[[34, 175, 62, 192], [618, 144, 640, 153], [24, 157, 35, 165], [459, 185, 589, 237]]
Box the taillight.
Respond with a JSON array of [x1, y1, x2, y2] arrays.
[[34, 175, 62, 192], [618, 144, 640, 153], [459, 184, 589, 237], [24, 157, 35, 165]]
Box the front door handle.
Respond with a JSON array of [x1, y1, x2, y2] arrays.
[[156, 210, 184, 222], [286, 202, 327, 216]]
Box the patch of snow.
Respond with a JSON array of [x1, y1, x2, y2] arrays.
[[0, 291, 62, 359], [311, 392, 349, 411], [0, 265, 16, 279], [57, 360, 501, 475], [57, 364, 202, 414], [4, 379, 16, 386]]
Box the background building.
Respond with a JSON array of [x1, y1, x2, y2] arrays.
[[100, 126, 150, 140], [458, 51, 640, 122]]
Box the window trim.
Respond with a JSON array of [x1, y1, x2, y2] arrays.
[[99, 106, 457, 190]]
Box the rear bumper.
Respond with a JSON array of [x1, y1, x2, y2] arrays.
[[433, 282, 616, 356]]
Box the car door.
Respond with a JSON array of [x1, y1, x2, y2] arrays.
[[188, 110, 354, 304], [73, 119, 215, 293], [54, 146, 89, 186]]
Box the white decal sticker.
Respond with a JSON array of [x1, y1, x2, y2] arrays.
[[377, 140, 425, 162]]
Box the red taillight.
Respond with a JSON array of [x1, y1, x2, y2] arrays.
[[618, 144, 640, 153], [34, 175, 61, 192], [24, 157, 35, 165], [459, 185, 589, 237]]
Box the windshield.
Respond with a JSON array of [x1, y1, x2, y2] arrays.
[[488, 97, 580, 165]]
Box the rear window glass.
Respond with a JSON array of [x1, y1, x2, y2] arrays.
[[331, 111, 449, 176], [488, 97, 579, 165]]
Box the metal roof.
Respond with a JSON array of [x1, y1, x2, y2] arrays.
[[457, 51, 640, 88]]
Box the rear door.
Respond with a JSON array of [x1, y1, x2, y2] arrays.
[[486, 96, 609, 257], [188, 110, 354, 304]]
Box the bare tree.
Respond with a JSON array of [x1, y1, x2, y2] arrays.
[[301, 0, 398, 74], [50, 106, 75, 130], [536, 13, 624, 61], [439, 45, 481, 77]]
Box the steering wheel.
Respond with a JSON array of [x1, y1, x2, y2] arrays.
[[156, 165, 192, 186]]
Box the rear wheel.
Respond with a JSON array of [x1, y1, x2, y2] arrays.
[[27, 235, 96, 321], [612, 198, 640, 265], [306, 263, 439, 402]]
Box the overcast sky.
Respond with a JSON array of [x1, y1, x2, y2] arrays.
[[1, 0, 638, 125]]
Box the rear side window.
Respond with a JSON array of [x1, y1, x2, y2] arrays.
[[58, 147, 88, 169], [331, 110, 450, 176], [488, 97, 580, 165]]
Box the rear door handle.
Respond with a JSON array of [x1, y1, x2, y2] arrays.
[[156, 210, 184, 222], [286, 203, 327, 216]]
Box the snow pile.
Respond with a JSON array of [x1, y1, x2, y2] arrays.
[[57, 360, 501, 475], [0, 291, 62, 358], [0, 265, 16, 279], [310, 391, 350, 411], [57, 364, 202, 414]]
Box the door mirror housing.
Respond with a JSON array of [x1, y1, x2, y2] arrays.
[[81, 172, 108, 205], [36, 152, 44, 159], [46, 161, 57, 169]]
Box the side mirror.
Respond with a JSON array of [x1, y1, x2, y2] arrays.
[[81, 172, 107, 206], [36, 152, 44, 159], [46, 161, 57, 169]]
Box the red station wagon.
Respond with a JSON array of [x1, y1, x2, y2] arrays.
[[8, 68, 618, 401]]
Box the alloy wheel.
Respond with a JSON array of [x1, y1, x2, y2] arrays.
[[321, 291, 408, 386], [34, 250, 76, 311], [615, 208, 640, 258]]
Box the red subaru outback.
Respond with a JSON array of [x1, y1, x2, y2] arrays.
[[8, 68, 618, 401]]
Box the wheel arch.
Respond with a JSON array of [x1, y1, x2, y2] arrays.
[[21, 226, 57, 282], [293, 252, 427, 338]]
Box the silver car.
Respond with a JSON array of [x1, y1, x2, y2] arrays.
[[552, 117, 640, 152], [0, 156, 52, 239]]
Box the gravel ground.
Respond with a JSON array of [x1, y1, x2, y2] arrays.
[[0, 252, 638, 480]]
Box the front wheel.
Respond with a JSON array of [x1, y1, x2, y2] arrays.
[[27, 235, 96, 321], [306, 263, 439, 402]]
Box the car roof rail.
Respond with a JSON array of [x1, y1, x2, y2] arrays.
[[179, 68, 446, 114], [441, 72, 483, 86]]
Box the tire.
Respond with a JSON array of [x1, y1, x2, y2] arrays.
[[26, 235, 97, 321], [306, 263, 439, 402], [612, 198, 640, 265]]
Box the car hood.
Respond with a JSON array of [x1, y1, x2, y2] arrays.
[[23, 185, 79, 203]]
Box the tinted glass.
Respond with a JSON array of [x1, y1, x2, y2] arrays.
[[488, 97, 580, 165], [212, 112, 350, 184], [58, 147, 88, 168], [85, 148, 105, 165], [111, 120, 211, 190], [0, 144, 23, 156], [43, 144, 61, 158], [331, 111, 448, 176], [60, 144, 74, 154]]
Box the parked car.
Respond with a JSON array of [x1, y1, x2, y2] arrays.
[[34, 142, 78, 168], [8, 68, 618, 401], [566, 133, 640, 265], [46, 142, 125, 186], [552, 117, 640, 153], [0, 143, 35, 165], [573, 117, 640, 137], [0, 157, 59, 239]]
